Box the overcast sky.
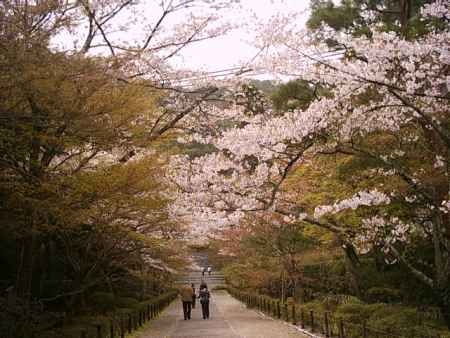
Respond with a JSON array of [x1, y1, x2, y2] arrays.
[[52, 0, 311, 77], [175, 0, 310, 71]]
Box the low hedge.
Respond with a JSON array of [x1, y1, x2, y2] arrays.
[[366, 287, 402, 303], [227, 286, 450, 338], [36, 290, 178, 338]]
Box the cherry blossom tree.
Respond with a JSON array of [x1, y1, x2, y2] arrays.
[[170, 0, 450, 324]]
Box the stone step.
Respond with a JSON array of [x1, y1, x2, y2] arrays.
[[176, 279, 225, 283]]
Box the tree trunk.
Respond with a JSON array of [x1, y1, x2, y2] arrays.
[[15, 233, 37, 303], [436, 285, 450, 329], [341, 241, 363, 299], [399, 0, 412, 38]]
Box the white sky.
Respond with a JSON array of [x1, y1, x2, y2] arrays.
[[52, 0, 311, 76], [175, 0, 310, 71]]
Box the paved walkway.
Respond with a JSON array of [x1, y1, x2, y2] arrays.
[[136, 290, 308, 338]]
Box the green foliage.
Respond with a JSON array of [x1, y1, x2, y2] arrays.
[[0, 4, 185, 337], [36, 290, 178, 338], [319, 294, 363, 312], [113, 297, 140, 310], [271, 80, 317, 112], [331, 302, 449, 337], [299, 300, 327, 314], [308, 0, 369, 40], [90, 293, 116, 314], [249, 80, 278, 96], [307, 0, 431, 40], [367, 287, 402, 303]]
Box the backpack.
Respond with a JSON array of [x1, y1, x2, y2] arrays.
[[199, 289, 210, 303]]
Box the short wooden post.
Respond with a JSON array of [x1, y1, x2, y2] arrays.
[[277, 301, 281, 318], [325, 312, 330, 338], [110, 320, 114, 338], [310, 310, 315, 332], [96, 324, 102, 338], [128, 314, 132, 333], [147, 304, 150, 320], [120, 318, 125, 338], [362, 321, 367, 338], [300, 309, 305, 329], [284, 303, 288, 321], [292, 304, 297, 325], [339, 319, 345, 338], [81, 330, 87, 338]]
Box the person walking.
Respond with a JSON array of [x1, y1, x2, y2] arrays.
[[191, 283, 196, 309], [207, 266, 212, 275], [198, 283, 211, 319], [179, 283, 194, 320]]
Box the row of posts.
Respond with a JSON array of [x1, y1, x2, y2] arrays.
[[79, 291, 177, 338], [229, 288, 443, 338], [229, 288, 357, 338]]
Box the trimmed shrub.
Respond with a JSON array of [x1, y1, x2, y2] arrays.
[[90, 292, 115, 313], [319, 294, 363, 311], [113, 297, 139, 309], [367, 287, 402, 303], [299, 300, 326, 315], [334, 303, 373, 325]]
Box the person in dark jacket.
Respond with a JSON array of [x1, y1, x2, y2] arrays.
[[191, 283, 196, 309], [198, 283, 210, 319]]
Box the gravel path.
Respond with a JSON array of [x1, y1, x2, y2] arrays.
[[136, 290, 308, 338]]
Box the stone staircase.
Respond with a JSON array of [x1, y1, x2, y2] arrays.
[[175, 252, 225, 289], [176, 271, 225, 289]]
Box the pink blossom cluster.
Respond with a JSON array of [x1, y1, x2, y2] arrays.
[[313, 190, 391, 219], [421, 1, 450, 19], [354, 216, 416, 255], [169, 2, 450, 244]]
